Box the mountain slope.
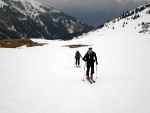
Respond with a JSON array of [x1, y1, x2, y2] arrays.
[[71, 2, 149, 42], [95, 3, 150, 35], [0, 0, 93, 40]]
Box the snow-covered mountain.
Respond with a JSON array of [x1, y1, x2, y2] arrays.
[[95, 3, 150, 35], [0, 0, 93, 39], [71, 2, 150, 41]]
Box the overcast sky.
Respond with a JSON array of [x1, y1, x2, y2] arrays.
[[36, 0, 150, 8], [35, 0, 150, 26]]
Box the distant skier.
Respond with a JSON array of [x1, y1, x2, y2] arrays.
[[75, 50, 82, 67], [82, 47, 98, 81]]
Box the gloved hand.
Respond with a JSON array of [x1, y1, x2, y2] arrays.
[[82, 58, 86, 61], [96, 62, 98, 65]]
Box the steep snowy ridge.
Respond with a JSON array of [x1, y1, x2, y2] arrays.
[[0, 0, 92, 39], [0, 0, 8, 8], [22, 0, 60, 13], [91, 2, 150, 36], [24, 0, 47, 13]]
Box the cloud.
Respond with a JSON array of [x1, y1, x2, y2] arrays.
[[37, 0, 150, 9], [35, 0, 149, 26], [63, 0, 69, 2], [115, 0, 150, 4]]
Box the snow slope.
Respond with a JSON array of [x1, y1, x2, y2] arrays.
[[0, 0, 8, 8], [0, 3, 150, 113]]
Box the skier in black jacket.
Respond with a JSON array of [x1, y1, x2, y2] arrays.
[[82, 47, 98, 81]]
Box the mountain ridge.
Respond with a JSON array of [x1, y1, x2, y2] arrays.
[[78, 2, 150, 39], [0, 0, 93, 40]]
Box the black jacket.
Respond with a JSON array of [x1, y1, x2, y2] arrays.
[[83, 51, 98, 64]]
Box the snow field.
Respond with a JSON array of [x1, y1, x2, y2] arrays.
[[0, 28, 150, 113]]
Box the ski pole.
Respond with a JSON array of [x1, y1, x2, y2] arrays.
[[74, 59, 76, 68], [83, 62, 86, 81], [81, 59, 82, 67], [96, 63, 98, 78]]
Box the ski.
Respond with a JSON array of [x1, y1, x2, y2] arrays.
[[88, 80, 93, 84], [91, 79, 96, 83], [76, 65, 81, 68]]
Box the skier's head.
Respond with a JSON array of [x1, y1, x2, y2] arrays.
[[88, 47, 93, 54], [76, 50, 79, 54]]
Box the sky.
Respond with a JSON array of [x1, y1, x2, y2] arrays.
[[35, 0, 150, 27], [36, 0, 150, 7]]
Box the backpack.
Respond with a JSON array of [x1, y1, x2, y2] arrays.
[[75, 51, 81, 59]]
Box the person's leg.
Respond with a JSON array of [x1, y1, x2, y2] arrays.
[[86, 63, 90, 80], [90, 63, 95, 80], [76, 58, 78, 66], [78, 58, 80, 66]]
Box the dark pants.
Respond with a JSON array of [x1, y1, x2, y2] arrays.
[[86, 62, 94, 76], [76, 58, 80, 66]]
